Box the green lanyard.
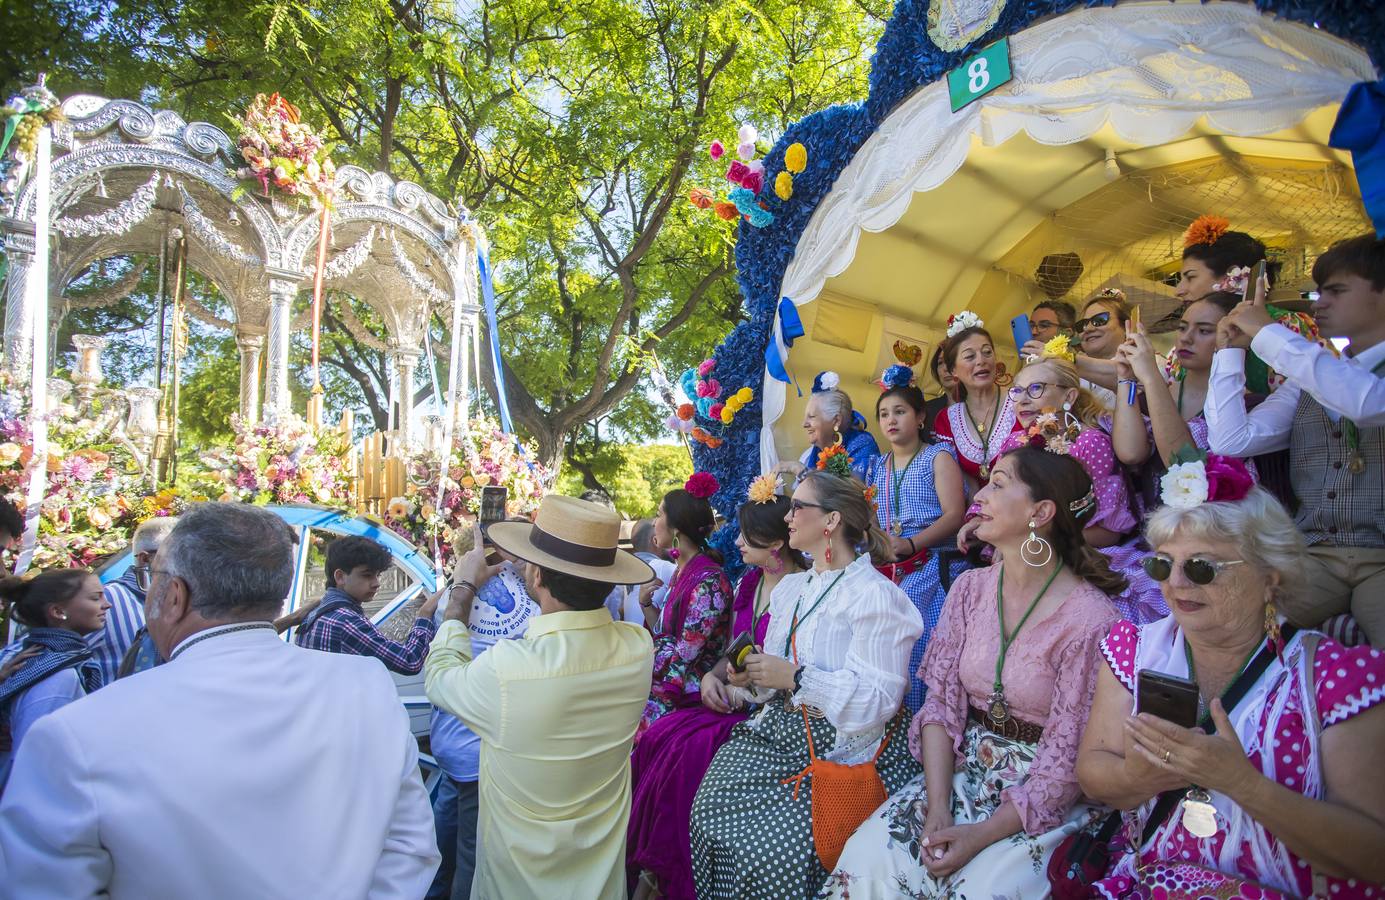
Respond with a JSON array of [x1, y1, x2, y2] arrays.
[[1343, 357, 1385, 472], [782, 569, 850, 656], [992, 562, 1064, 697], [1182, 638, 1262, 726], [886, 449, 922, 528]]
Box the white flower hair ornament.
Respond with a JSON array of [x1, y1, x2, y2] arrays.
[[945, 311, 984, 339], [812, 370, 841, 393], [1159, 445, 1255, 510], [1212, 265, 1252, 295]]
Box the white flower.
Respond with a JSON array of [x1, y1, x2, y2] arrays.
[[946, 310, 984, 339], [1160, 461, 1208, 509], [737, 124, 758, 145], [818, 370, 840, 391]]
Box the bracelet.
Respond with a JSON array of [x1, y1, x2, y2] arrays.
[[906, 536, 917, 555], [792, 666, 804, 692], [448, 580, 477, 597]]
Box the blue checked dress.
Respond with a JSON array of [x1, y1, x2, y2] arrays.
[[867, 442, 969, 714]]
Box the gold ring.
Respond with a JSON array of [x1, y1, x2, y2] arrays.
[[1162, 749, 1171, 763]]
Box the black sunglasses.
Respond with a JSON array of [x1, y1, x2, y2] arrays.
[[1141, 553, 1244, 585], [1075, 311, 1113, 332], [789, 499, 826, 514]]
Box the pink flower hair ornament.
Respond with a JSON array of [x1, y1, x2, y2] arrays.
[[685, 472, 720, 499]]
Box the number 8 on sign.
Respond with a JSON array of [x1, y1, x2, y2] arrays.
[[946, 37, 1012, 112], [967, 58, 990, 93]]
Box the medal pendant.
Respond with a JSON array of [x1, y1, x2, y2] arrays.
[[979, 463, 990, 480], [891, 519, 902, 536], [1349, 452, 1366, 476], [986, 692, 1010, 724], [1180, 789, 1219, 838]]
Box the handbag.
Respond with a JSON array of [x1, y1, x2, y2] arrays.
[[875, 545, 930, 585], [1045, 625, 1299, 899], [780, 633, 894, 871]]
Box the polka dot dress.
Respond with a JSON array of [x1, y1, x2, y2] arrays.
[[689, 698, 920, 899]]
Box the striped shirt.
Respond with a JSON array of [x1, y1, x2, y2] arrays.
[[86, 572, 146, 686], [294, 589, 437, 675]]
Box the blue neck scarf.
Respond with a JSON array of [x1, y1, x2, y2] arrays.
[[0, 627, 103, 722]]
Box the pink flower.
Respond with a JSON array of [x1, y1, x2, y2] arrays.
[[725, 161, 750, 185], [709, 403, 725, 420], [737, 141, 756, 161], [697, 358, 716, 377], [1205, 455, 1254, 502], [684, 471, 720, 499], [695, 380, 715, 398], [709, 140, 725, 160], [741, 171, 763, 194]]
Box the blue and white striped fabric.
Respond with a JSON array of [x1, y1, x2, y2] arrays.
[[867, 443, 970, 715], [86, 571, 146, 687]]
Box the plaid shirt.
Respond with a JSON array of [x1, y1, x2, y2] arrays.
[[294, 589, 437, 675]]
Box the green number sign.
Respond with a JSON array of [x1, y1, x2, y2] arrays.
[[946, 37, 1012, 113]]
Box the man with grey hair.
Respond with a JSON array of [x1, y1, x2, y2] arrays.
[[0, 503, 440, 898], [87, 516, 178, 684]]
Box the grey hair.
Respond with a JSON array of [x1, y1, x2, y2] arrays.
[[812, 389, 854, 432], [161, 503, 294, 618], [1145, 486, 1307, 605], [132, 516, 179, 555]]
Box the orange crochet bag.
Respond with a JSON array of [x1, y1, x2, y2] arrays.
[[781, 633, 893, 871]]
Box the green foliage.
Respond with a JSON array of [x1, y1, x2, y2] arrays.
[[554, 443, 692, 518], [6, 0, 887, 490]]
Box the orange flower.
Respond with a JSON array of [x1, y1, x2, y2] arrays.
[[689, 188, 714, 210], [677, 403, 695, 421], [1184, 214, 1230, 248], [706, 437, 723, 449], [691, 427, 709, 442], [713, 201, 739, 221]]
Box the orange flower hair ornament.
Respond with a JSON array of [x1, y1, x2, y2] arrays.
[[1184, 214, 1230, 248]]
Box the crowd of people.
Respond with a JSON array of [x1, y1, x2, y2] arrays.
[[0, 222, 1381, 899]]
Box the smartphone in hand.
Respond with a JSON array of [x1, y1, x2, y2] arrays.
[[1136, 669, 1200, 729], [479, 485, 508, 545], [1243, 259, 1268, 304], [724, 631, 756, 673], [1010, 315, 1033, 356]]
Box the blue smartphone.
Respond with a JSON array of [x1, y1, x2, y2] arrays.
[[1010, 315, 1033, 356]]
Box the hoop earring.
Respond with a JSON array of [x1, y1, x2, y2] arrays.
[[770, 548, 785, 575], [823, 528, 833, 565], [1020, 520, 1053, 568], [832, 428, 843, 446]]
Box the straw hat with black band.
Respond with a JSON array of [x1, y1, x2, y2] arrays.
[[486, 495, 656, 585]]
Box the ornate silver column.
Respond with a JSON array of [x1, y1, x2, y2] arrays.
[[390, 347, 423, 446], [2, 243, 35, 380], [235, 331, 266, 424], [263, 273, 298, 423]]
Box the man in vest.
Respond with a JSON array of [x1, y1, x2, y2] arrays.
[[1207, 233, 1385, 644]]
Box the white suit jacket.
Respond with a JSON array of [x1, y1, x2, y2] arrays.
[[0, 624, 439, 899]]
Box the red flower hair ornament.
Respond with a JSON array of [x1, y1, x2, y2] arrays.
[[685, 472, 720, 499]]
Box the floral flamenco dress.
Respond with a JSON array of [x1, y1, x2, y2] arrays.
[[867, 443, 970, 714], [999, 425, 1165, 625], [627, 568, 774, 900], [820, 565, 1117, 899], [638, 552, 733, 738], [1094, 618, 1385, 899]]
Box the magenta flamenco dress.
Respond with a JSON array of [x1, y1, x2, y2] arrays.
[[626, 569, 773, 900]]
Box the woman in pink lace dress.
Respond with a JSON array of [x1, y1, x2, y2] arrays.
[[820, 446, 1123, 899], [1077, 479, 1385, 898]]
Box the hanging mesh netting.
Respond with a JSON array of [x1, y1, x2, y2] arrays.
[[985, 156, 1370, 326]]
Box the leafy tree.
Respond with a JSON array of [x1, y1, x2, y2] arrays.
[[554, 442, 692, 518], [6, 0, 887, 487]]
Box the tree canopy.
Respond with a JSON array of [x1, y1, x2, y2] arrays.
[[6, 0, 886, 491]]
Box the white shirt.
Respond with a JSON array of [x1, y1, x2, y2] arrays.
[[1206, 326, 1385, 456], [755, 554, 922, 761], [0, 624, 439, 899]]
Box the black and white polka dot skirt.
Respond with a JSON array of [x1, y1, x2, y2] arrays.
[[689, 697, 920, 899]]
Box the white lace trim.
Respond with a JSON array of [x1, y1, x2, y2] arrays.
[[945, 397, 1015, 465], [1324, 682, 1385, 728]]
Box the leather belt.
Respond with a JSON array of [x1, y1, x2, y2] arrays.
[[968, 704, 1044, 744], [875, 546, 930, 585]]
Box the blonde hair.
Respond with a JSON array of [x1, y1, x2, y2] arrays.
[[801, 470, 893, 565], [1019, 357, 1106, 430]]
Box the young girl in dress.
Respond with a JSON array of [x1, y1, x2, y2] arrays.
[[869, 366, 968, 712]]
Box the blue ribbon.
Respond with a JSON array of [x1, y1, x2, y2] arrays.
[[1330, 80, 1385, 238], [765, 297, 804, 385], [476, 245, 514, 434]]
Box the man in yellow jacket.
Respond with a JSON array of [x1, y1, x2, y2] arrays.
[[425, 496, 656, 899]]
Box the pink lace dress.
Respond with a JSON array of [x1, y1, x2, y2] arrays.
[[1095, 618, 1385, 898], [820, 565, 1118, 899]]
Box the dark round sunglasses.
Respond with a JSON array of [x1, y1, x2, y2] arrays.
[[1141, 553, 1244, 585], [1007, 382, 1054, 402], [1075, 311, 1113, 332]]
